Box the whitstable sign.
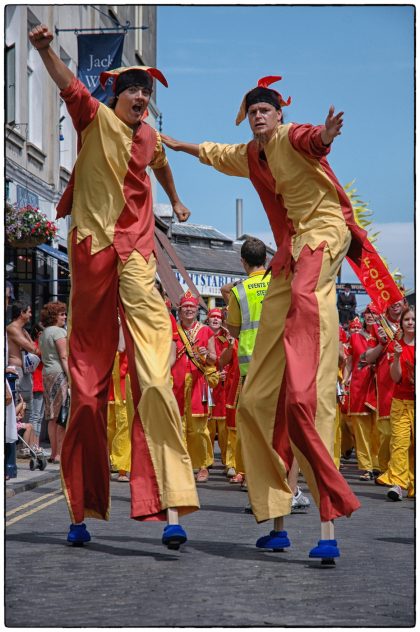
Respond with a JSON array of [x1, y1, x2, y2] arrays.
[[175, 270, 245, 297]]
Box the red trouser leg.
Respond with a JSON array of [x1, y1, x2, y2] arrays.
[[283, 245, 360, 521], [61, 232, 119, 523]]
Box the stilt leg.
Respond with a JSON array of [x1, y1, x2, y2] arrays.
[[162, 508, 187, 550]]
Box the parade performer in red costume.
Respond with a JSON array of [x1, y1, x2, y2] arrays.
[[171, 292, 219, 483], [343, 313, 378, 480], [162, 75, 403, 562], [375, 306, 415, 500], [29, 25, 199, 549], [206, 308, 231, 467], [364, 299, 406, 475]]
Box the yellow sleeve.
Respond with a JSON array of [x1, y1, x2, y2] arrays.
[[149, 130, 168, 170], [226, 292, 242, 327], [199, 142, 250, 178]]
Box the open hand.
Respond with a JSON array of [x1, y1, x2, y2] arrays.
[[29, 24, 54, 49], [161, 134, 181, 151], [322, 105, 344, 144]]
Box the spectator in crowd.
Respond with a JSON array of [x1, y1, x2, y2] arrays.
[[15, 396, 39, 457], [337, 284, 357, 328], [29, 323, 45, 454], [375, 306, 415, 501], [39, 302, 69, 464], [5, 285, 18, 480], [6, 302, 40, 423]]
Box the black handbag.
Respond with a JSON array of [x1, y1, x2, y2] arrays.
[[57, 395, 70, 427]]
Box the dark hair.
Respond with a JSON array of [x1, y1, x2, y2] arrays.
[[40, 301, 67, 327], [115, 69, 153, 96], [11, 301, 30, 321], [245, 87, 281, 112], [31, 322, 44, 340], [241, 237, 266, 267]]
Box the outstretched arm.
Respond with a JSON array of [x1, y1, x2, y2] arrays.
[[161, 134, 200, 158], [29, 24, 74, 90], [153, 162, 191, 222], [321, 105, 344, 145]]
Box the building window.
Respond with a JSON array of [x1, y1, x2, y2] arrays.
[[6, 44, 16, 124], [27, 12, 44, 148]]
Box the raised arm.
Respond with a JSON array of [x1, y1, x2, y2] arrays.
[[321, 105, 344, 145], [28, 24, 74, 90]]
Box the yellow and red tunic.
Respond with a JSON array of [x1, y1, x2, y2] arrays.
[[57, 77, 167, 261]]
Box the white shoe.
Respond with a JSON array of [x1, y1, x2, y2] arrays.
[[387, 485, 403, 501], [226, 467, 236, 478], [292, 486, 311, 510]]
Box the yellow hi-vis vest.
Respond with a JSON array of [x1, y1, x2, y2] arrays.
[[231, 270, 271, 377]]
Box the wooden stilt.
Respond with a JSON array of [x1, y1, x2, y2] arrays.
[[274, 516, 284, 532], [167, 507, 179, 525], [321, 520, 334, 540]]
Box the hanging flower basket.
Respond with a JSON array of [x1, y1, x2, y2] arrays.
[[6, 203, 58, 249]]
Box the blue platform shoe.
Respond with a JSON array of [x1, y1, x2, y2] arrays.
[[67, 523, 91, 546], [256, 530, 291, 551], [309, 539, 340, 565], [162, 524, 187, 550]]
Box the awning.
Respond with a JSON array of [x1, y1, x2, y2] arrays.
[[37, 243, 69, 265]]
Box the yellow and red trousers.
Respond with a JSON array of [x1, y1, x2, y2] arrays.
[[61, 231, 199, 523], [238, 237, 361, 523]]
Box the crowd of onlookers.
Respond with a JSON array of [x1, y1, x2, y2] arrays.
[[5, 289, 69, 480]]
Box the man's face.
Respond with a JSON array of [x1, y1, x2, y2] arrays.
[[179, 304, 198, 323], [22, 307, 32, 323], [387, 300, 404, 321], [248, 102, 282, 144], [114, 85, 151, 128], [208, 315, 222, 332]]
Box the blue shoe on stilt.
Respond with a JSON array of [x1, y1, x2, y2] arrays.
[[256, 530, 290, 551], [309, 539, 340, 564], [162, 524, 187, 550], [67, 523, 91, 546]]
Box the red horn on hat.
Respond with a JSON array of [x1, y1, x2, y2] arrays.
[[147, 68, 168, 87], [100, 71, 117, 91], [257, 75, 282, 88]]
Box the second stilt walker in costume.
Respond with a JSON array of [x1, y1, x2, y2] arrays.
[[163, 75, 404, 562], [28, 25, 199, 549]]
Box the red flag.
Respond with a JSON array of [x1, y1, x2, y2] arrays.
[[346, 239, 404, 312]]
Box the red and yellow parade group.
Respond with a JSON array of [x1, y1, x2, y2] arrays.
[[25, 23, 413, 561]]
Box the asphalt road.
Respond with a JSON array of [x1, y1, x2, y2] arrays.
[[5, 457, 415, 628]]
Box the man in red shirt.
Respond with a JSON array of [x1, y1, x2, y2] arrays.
[[29, 25, 199, 549]]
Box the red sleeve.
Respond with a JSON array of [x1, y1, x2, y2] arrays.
[[60, 76, 100, 135], [288, 123, 331, 160]]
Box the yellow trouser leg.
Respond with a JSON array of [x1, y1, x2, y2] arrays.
[[107, 403, 117, 456], [377, 399, 414, 490], [351, 413, 376, 471], [377, 417, 392, 473], [340, 413, 354, 455], [110, 401, 132, 473], [225, 427, 237, 469], [118, 251, 199, 515], [333, 405, 341, 469]]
